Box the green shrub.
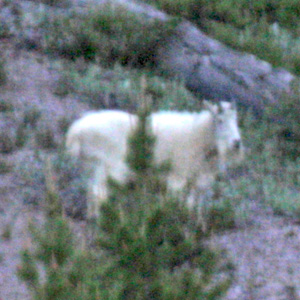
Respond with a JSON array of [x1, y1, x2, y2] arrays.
[[34, 122, 58, 150], [0, 158, 13, 174], [262, 174, 300, 216], [193, 173, 255, 232], [263, 80, 300, 159], [1, 224, 12, 241], [53, 74, 74, 98], [56, 62, 198, 110], [39, 0, 71, 7], [0, 20, 10, 39], [16, 150, 88, 218], [0, 58, 7, 86], [0, 131, 15, 154], [144, 0, 202, 22], [144, 0, 300, 31], [0, 98, 14, 112], [35, 128, 57, 150], [201, 197, 237, 233], [208, 20, 283, 63], [15, 124, 29, 149], [4, 106, 42, 151], [15, 152, 46, 205], [144, 0, 252, 29], [41, 3, 178, 67], [51, 152, 88, 219], [143, 0, 300, 74], [231, 85, 300, 219], [96, 102, 232, 298], [22, 107, 42, 128], [57, 116, 73, 135], [15, 107, 43, 150]]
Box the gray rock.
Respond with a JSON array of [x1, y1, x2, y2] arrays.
[[107, 0, 295, 119], [156, 21, 294, 118], [2, 0, 296, 119]]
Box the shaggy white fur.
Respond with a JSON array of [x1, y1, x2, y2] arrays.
[[66, 101, 243, 218]]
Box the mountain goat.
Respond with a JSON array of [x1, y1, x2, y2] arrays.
[[66, 101, 244, 219]]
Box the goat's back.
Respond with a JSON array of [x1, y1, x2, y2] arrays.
[[66, 110, 137, 160]]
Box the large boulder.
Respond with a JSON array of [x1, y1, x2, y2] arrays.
[[1, 0, 296, 118], [101, 0, 295, 118], [156, 21, 294, 118], [104, 0, 295, 118]]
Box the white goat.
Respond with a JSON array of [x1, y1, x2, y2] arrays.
[[66, 101, 244, 218]]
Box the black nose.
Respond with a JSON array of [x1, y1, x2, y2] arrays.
[[233, 140, 241, 150]]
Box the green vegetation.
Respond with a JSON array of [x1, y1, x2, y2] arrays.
[[41, 3, 178, 67], [16, 152, 46, 206], [22, 107, 42, 128], [207, 19, 300, 73], [34, 125, 57, 150], [54, 62, 200, 110], [1, 223, 12, 241], [39, 0, 71, 7], [16, 150, 88, 218], [0, 21, 11, 39], [13, 107, 42, 149], [15, 124, 29, 149], [0, 158, 13, 174], [0, 58, 7, 86], [143, 0, 300, 75], [18, 102, 233, 299], [234, 82, 300, 218], [9, 0, 300, 227], [0, 98, 14, 113], [0, 131, 16, 154], [12, 1, 300, 297]]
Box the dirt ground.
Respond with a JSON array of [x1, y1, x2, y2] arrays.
[[1, 17, 300, 300]]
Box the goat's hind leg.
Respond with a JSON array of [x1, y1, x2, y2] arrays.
[[87, 163, 109, 220], [89, 160, 129, 220]]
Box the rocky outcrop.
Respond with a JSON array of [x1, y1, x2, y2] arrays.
[[157, 21, 294, 118], [106, 0, 295, 118], [0, 0, 296, 118]]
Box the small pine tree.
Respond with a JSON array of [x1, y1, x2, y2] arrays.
[[95, 84, 234, 299], [18, 82, 234, 299], [17, 159, 98, 300]]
